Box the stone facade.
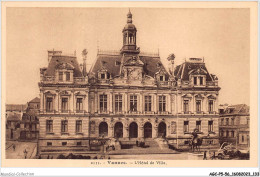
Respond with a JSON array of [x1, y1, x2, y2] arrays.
[[38, 11, 221, 155], [219, 104, 250, 149]]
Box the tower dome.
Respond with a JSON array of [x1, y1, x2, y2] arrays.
[[123, 9, 136, 31], [121, 9, 139, 54]]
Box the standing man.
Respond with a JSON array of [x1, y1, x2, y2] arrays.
[[24, 149, 28, 159]]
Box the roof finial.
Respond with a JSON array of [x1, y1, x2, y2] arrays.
[[127, 8, 132, 24]]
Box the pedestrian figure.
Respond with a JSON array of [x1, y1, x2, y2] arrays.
[[47, 155, 49, 159], [108, 156, 111, 159], [136, 140, 139, 147], [211, 151, 215, 160], [203, 151, 207, 160], [23, 149, 28, 159], [38, 155, 41, 159], [13, 144, 16, 151]]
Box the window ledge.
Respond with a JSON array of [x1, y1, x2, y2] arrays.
[[61, 132, 69, 135], [46, 132, 54, 135], [76, 132, 83, 135]]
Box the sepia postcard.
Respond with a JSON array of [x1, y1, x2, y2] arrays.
[[1, 1, 258, 169]]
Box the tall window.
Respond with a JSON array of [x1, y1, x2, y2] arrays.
[[99, 95, 107, 112], [242, 135, 244, 142], [61, 120, 68, 133], [183, 100, 189, 113], [159, 96, 166, 112], [66, 72, 70, 81], [196, 100, 201, 113], [221, 130, 224, 137], [194, 77, 197, 85], [196, 121, 201, 131], [76, 98, 83, 112], [130, 95, 137, 112], [76, 120, 82, 133], [231, 131, 234, 137], [46, 120, 53, 133], [184, 121, 189, 132], [208, 120, 213, 132], [231, 118, 234, 125], [61, 98, 68, 112], [208, 100, 214, 113], [115, 95, 122, 113], [221, 118, 224, 125], [145, 96, 152, 112], [226, 118, 229, 125], [199, 77, 203, 85], [226, 130, 229, 137], [46, 97, 53, 112], [59, 72, 63, 81]]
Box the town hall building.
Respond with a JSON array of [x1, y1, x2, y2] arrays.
[[38, 11, 221, 155]]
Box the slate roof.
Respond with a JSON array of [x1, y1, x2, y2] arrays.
[[29, 97, 40, 103], [44, 55, 83, 77], [224, 104, 250, 115], [6, 104, 27, 112], [7, 114, 21, 121], [174, 61, 214, 81], [90, 53, 169, 79]]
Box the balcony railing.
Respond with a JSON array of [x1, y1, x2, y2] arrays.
[[74, 77, 86, 83]]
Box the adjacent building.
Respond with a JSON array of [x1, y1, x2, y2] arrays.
[[219, 104, 250, 149], [38, 11, 221, 155], [20, 97, 40, 140], [6, 104, 26, 140]]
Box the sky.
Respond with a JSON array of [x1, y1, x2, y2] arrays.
[[6, 8, 250, 105]]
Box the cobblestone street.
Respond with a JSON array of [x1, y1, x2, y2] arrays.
[[5, 141, 37, 159]]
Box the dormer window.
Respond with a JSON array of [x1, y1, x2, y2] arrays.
[[160, 75, 164, 81], [101, 73, 106, 79], [193, 76, 205, 86], [66, 72, 70, 81]]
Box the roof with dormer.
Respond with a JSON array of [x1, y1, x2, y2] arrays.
[[174, 59, 215, 81], [44, 55, 83, 77], [222, 104, 250, 115], [90, 53, 169, 80]]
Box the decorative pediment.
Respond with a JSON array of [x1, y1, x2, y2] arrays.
[[182, 93, 192, 98], [60, 90, 71, 95], [75, 91, 86, 96], [44, 90, 56, 95], [124, 56, 144, 67], [207, 94, 217, 99], [189, 68, 207, 75], [55, 63, 74, 70], [195, 93, 204, 99]]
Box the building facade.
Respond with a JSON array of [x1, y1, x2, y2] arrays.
[[20, 97, 40, 140], [6, 104, 26, 140], [38, 11, 220, 155], [219, 104, 250, 149]]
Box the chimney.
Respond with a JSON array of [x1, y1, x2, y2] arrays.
[[82, 49, 88, 77]]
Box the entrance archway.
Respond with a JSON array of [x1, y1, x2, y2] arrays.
[[129, 122, 138, 138], [158, 122, 166, 138], [144, 122, 152, 138], [99, 122, 108, 137], [114, 122, 123, 138]]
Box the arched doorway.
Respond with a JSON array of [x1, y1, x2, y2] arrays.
[[144, 122, 152, 138], [99, 122, 108, 137], [114, 122, 123, 138], [129, 122, 138, 138], [158, 122, 166, 138]]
